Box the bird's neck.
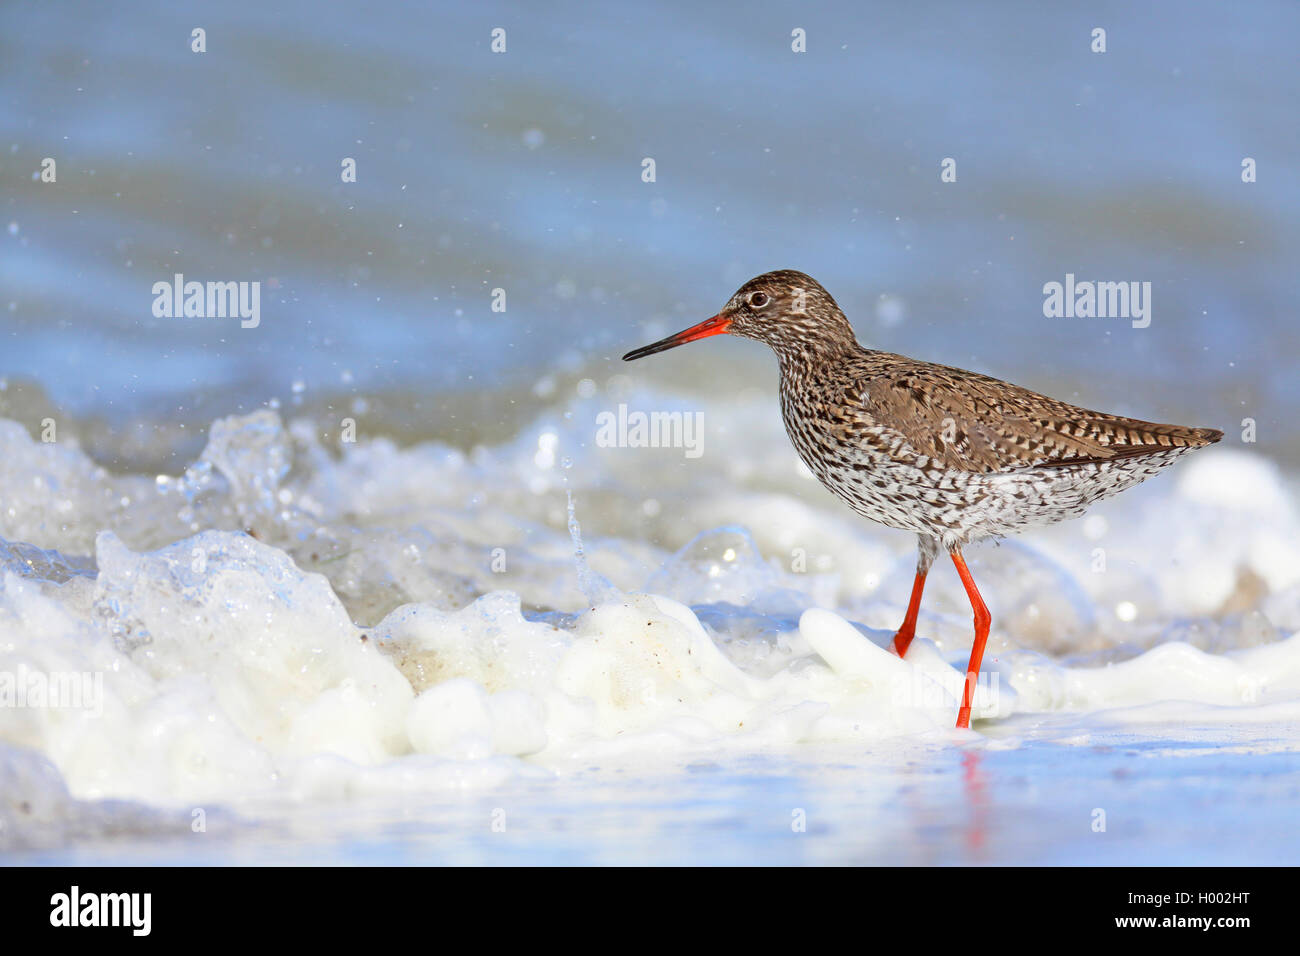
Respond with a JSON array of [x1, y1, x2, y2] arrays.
[[773, 335, 861, 376]]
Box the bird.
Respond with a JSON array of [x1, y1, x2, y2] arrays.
[[622, 270, 1222, 728]]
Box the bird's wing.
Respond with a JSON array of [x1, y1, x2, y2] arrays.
[[854, 355, 1221, 474]]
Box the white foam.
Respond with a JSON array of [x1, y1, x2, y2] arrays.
[[0, 404, 1296, 836]]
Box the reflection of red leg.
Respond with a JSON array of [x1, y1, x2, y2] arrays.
[[951, 551, 991, 729], [892, 571, 927, 657], [961, 751, 987, 855]]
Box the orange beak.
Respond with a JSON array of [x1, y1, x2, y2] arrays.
[[622, 314, 733, 361]]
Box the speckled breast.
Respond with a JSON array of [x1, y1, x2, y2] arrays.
[[778, 383, 1194, 546]]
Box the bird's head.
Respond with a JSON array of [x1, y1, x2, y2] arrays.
[[622, 270, 857, 362]]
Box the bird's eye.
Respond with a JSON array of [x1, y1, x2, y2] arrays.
[[748, 292, 770, 308]]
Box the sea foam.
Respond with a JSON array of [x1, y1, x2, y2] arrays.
[[0, 404, 1297, 846]]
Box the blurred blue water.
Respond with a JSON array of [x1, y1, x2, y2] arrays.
[[1, 0, 1296, 452], [11, 739, 1300, 865]]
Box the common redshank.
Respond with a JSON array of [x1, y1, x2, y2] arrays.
[[622, 270, 1222, 728]]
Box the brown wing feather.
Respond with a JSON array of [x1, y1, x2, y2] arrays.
[[853, 353, 1221, 474]]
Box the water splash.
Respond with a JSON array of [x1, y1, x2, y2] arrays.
[[0, 537, 96, 586], [561, 459, 619, 606]]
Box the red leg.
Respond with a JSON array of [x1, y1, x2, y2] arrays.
[[951, 551, 991, 729], [892, 571, 927, 657]]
